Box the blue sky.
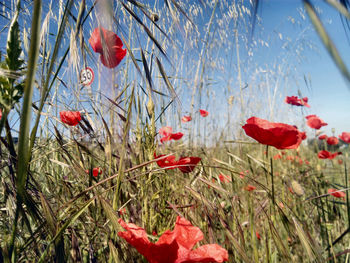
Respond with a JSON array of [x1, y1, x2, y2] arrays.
[[1, 0, 349, 140], [261, 0, 350, 135]]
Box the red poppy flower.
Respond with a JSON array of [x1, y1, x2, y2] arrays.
[[160, 133, 184, 143], [328, 188, 346, 198], [118, 216, 229, 263], [305, 115, 327, 130], [317, 150, 342, 160], [60, 111, 81, 126], [159, 126, 172, 137], [318, 134, 328, 140], [199, 109, 209, 117], [89, 27, 127, 68], [154, 153, 178, 170], [339, 132, 350, 143], [239, 170, 249, 179], [242, 117, 306, 150], [286, 156, 294, 161], [86, 167, 103, 177], [218, 174, 231, 183], [256, 231, 261, 240], [273, 154, 282, 160], [326, 136, 339, 145], [244, 185, 256, 191], [154, 153, 200, 173], [182, 116, 192, 123], [159, 127, 184, 143], [170, 132, 184, 140], [285, 96, 310, 107], [92, 167, 102, 177], [118, 207, 127, 216], [177, 157, 201, 173]]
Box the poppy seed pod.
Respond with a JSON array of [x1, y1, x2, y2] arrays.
[[151, 13, 159, 22]]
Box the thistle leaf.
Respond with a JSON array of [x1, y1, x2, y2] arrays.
[[6, 0, 23, 73]]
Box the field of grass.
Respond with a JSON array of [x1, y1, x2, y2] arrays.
[[1, 0, 350, 262]]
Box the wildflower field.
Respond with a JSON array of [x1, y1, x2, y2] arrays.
[[1, 0, 350, 262]]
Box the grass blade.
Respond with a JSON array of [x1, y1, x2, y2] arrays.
[[37, 199, 94, 263], [9, 0, 42, 258], [304, 0, 350, 85]]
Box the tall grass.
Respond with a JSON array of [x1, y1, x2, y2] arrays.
[[0, 0, 350, 262]]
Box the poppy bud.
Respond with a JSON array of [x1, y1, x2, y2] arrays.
[[151, 13, 159, 22]]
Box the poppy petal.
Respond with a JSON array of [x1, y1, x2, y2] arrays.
[[100, 46, 127, 68], [285, 96, 310, 107], [328, 188, 346, 198], [159, 126, 173, 137], [177, 157, 201, 173], [154, 153, 178, 169], [173, 216, 204, 250], [170, 132, 184, 141], [318, 134, 328, 140], [118, 216, 228, 263], [326, 136, 339, 145], [89, 27, 126, 68], [339, 132, 350, 143], [59, 111, 81, 126], [160, 135, 172, 144], [89, 27, 124, 53], [182, 116, 192, 122], [184, 244, 229, 263], [117, 218, 153, 260], [242, 117, 304, 150], [317, 150, 342, 159], [305, 115, 327, 130], [199, 109, 209, 117]]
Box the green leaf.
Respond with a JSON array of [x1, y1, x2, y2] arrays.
[[6, 0, 23, 73], [6, 20, 24, 72], [39, 193, 57, 236]]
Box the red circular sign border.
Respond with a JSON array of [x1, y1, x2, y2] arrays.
[[80, 67, 95, 86]]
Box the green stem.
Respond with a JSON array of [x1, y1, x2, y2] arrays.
[[270, 157, 275, 206], [345, 161, 350, 230], [10, 0, 41, 259], [29, 0, 73, 156], [112, 85, 135, 210], [8, 205, 20, 260]]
